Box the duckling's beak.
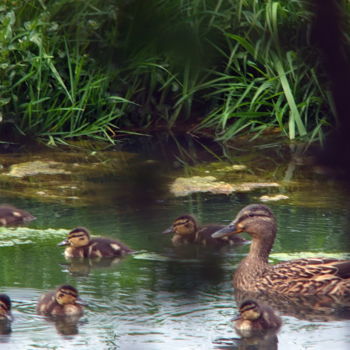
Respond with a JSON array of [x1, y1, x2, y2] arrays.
[[58, 239, 69, 246], [162, 226, 174, 234], [211, 223, 238, 238]]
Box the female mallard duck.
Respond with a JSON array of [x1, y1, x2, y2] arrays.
[[36, 285, 85, 316], [0, 205, 36, 226], [212, 204, 350, 295], [234, 300, 282, 335], [0, 294, 12, 321], [163, 215, 247, 246], [58, 227, 133, 259]]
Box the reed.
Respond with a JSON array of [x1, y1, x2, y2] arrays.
[[0, 0, 342, 144]]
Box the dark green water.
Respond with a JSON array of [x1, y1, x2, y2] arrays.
[[0, 146, 350, 350]]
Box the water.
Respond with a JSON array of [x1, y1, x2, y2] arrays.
[[0, 145, 350, 350]]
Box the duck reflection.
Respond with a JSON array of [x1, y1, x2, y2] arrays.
[[0, 294, 12, 337], [53, 315, 82, 336], [214, 332, 279, 350], [0, 319, 12, 337], [61, 256, 123, 276], [235, 289, 350, 321]]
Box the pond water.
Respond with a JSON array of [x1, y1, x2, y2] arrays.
[[0, 142, 349, 350]]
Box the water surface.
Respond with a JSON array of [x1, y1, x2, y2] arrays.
[[0, 144, 349, 350]]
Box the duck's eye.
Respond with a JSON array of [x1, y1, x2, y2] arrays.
[[58, 293, 64, 298], [79, 237, 85, 240]]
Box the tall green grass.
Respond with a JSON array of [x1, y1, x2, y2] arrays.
[[0, 0, 343, 144]]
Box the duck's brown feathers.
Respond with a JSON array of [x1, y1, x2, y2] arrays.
[[59, 227, 133, 259], [0, 205, 36, 226], [212, 204, 350, 295], [36, 285, 84, 317]]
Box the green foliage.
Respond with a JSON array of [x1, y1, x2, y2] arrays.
[[0, 0, 342, 144]]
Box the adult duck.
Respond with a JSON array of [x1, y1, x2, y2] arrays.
[[212, 204, 350, 295]]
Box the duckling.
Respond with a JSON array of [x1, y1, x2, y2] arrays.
[[36, 285, 85, 316], [212, 204, 350, 295], [0, 294, 12, 321], [58, 227, 133, 259], [234, 300, 282, 335], [0, 205, 36, 226], [163, 215, 247, 246]]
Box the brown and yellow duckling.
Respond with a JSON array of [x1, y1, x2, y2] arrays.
[[0, 294, 12, 322], [58, 227, 133, 259], [0, 205, 36, 226], [163, 215, 247, 246], [36, 285, 85, 317], [212, 203, 350, 295], [234, 300, 282, 336]]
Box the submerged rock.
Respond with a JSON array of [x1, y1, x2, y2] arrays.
[[260, 194, 289, 202], [170, 176, 279, 197], [6, 161, 71, 177]]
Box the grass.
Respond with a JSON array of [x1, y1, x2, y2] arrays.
[[0, 0, 345, 145]]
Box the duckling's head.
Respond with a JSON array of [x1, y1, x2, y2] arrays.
[[212, 204, 276, 240], [55, 285, 81, 306], [162, 215, 198, 236], [238, 300, 262, 321], [0, 294, 11, 319], [58, 227, 90, 248]]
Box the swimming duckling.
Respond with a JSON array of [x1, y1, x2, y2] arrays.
[[163, 215, 247, 246], [36, 285, 85, 317], [234, 300, 282, 336], [0, 294, 12, 321], [58, 227, 133, 259], [212, 204, 350, 295], [0, 205, 36, 226]]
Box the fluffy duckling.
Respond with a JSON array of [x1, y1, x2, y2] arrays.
[[0, 205, 36, 226], [0, 294, 12, 321], [163, 215, 247, 246], [58, 227, 133, 259], [212, 204, 350, 295], [36, 285, 85, 317], [234, 300, 282, 336]]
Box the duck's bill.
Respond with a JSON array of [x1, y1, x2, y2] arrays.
[[211, 224, 237, 238], [57, 239, 69, 246], [162, 227, 173, 234]]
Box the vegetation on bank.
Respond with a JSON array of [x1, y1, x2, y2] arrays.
[[0, 0, 346, 145]]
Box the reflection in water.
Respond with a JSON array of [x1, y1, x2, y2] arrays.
[[46, 315, 82, 336], [61, 256, 123, 276], [213, 331, 279, 350], [235, 290, 350, 321], [0, 319, 12, 336]]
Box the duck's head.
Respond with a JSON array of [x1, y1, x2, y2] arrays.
[[238, 300, 262, 321], [162, 215, 198, 236], [58, 227, 90, 248], [212, 204, 276, 240], [0, 294, 11, 320], [55, 285, 85, 306]]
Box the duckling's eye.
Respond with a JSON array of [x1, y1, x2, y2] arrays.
[[79, 237, 85, 240], [58, 293, 64, 298]]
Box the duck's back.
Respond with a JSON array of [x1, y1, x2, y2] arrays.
[[83, 237, 133, 258], [0, 205, 36, 226], [36, 292, 56, 315], [251, 258, 350, 295]]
